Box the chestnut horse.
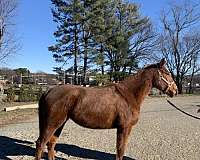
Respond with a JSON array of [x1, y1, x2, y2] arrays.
[[35, 59, 178, 160]]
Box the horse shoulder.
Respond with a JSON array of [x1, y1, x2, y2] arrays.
[[114, 84, 140, 126]]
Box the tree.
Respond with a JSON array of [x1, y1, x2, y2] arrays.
[[0, 0, 19, 62], [90, 0, 116, 75], [50, 0, 156, 84], [49, 0, 82, 85], [101, 1, 154, 81], [0, 67, 15, 80], [14, 68, 30, 76], [14, 68, 31, 84], [187, 37, 200, 93], [158, 1, 200, 93], [127, 22, 157, 74]]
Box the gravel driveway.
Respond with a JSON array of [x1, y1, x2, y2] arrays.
[[0, 96, 200, 160]]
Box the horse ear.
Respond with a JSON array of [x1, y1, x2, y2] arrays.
[[159, 58, 166, 68]]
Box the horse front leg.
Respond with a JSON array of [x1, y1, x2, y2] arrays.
[[47, 135, 57, 160], [116, 126, 132, 160]]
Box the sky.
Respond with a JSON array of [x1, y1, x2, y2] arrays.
[[2, 0, 170, 73]]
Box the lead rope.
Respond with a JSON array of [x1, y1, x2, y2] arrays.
[[157, 70, 200, 120], [166, 99, 200, 120]]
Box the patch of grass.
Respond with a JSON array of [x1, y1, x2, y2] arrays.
[[0, 108, 38, 127]]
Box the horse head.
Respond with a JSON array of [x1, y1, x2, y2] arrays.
[[152, 58, 178, 97]]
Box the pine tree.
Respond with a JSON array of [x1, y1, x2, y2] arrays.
[[103, 1, 148, 81], [49, 0, 155, 84], [49, 0, 82, 85], [90, 0, 117, 76]]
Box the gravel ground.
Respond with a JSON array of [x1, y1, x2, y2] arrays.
[[0, 95, 200, 160]]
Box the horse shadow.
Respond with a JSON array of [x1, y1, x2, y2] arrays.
[[0, 136, 35, 160], [0, 136, 135, 160], [56, 144, 135, 160]]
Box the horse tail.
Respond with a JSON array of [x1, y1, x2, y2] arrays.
[[38, 92, 47, 138]]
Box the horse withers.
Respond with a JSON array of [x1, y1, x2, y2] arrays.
[[35, 59, 178, 160]]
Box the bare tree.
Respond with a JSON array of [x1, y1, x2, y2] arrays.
[[0, 0, 18, 63], [188, 42, 200, 93], [127, 22, 158, 73], [159, 1, 200, 93]]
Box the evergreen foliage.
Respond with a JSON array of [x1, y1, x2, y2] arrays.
[[49, 0, 156, 83]]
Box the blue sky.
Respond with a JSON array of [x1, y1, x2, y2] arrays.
[[4, 0, 168, 73]]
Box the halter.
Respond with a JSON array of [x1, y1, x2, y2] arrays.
[[158, 70, 174, 93]]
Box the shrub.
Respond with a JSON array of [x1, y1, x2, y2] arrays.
[[18, 85, 36, 102], [27, 85, 36, 101], [18, 85, 27, 102], [6, 87, 15, 102], [95, 74, 110, 85], [37, 86, 44, 101]]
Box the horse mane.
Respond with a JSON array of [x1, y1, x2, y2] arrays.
[[92, 63, 160, 87], [143, 63, 159, 70], [121, 63, 159, 83]]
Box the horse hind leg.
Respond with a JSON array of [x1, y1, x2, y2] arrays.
[[47, 120, 68, 160], [36, 93, 75, 160], [35, 126, 57, 160]]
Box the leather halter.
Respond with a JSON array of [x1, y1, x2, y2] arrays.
[[158, 70, 174, 93]]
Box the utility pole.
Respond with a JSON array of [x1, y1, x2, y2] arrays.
[[11, 76, 13, 84], [20, 73, 22, 85]]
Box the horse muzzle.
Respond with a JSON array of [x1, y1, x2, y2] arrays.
[[165, 83, 178, 97]]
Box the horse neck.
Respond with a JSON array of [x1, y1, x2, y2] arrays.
[[121, 69, 154, 106]]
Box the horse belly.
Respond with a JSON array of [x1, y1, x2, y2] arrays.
[[70, 101, 118, 129], [70, 114, 116, 129]]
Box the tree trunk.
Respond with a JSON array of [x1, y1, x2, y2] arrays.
[[175, 75, 183, 94], [178, 83, 183, 94], [83, 52, 87, 86], [82, 36, 88, 86], [189, 62, 196, 94], [74, 25, 78, 85], [110, 63, 114, 82], [101, 65, 104, 75], [74, 53, 78, 85], [100, 44, 104, 75], [128, 66, 133, 75]]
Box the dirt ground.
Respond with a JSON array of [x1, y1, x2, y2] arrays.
[[0, 95, 200, 160], [0, 102, 37, 127]]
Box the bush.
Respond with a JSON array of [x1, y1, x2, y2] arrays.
[[18, 85, 36, 102], [95, 74, 110, 85], [6, 87, 15, 102], [27, 85, 36, 101], [37, 86, 44, 101]]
